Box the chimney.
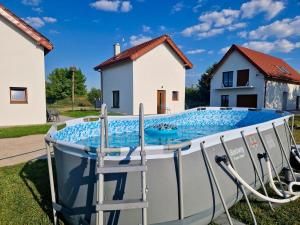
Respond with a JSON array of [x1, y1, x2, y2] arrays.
[[114, 43, 121, 56]]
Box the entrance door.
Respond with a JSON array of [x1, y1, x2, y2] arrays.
[[282, 92, 288, 110], [236, 94, 257, 108], [157, 90, 166, 114]]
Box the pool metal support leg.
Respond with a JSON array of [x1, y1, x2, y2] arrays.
[[272, 123, 297, 182], [241, 131, 274, 211], [256, 127, 286, 196], [284, 119, 300, 155], [45, 142, 58, 225], [139, 103, 148, 225], [220, 136, 257, 225], [96, 104, 107, 225], [200, 142, 233, 225], [177, 147, 184, 220]]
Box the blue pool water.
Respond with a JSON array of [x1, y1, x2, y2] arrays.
[[53, 109, 287, 148]]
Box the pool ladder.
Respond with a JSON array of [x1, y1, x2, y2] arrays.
[[95, 103, 148, 225]]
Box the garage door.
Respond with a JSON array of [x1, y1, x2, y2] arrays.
[[236, 95, 257, 108]]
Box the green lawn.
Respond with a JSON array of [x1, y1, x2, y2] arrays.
[[60, 110, 123, 118], [0, 124, 51, 139]]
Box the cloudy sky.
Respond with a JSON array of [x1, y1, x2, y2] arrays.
[[2, 0, 300, 88]]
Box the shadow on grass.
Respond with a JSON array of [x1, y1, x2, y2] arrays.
[[19, 160, 55, 224]]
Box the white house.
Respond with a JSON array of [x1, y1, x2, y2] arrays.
[[0, 4, 53, 126], [94, 35, 193, 115], [210, 44, 300, 110]]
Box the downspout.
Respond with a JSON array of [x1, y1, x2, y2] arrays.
[[264, 79, 267, 108]]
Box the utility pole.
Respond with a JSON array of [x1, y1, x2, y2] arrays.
[[70, 66, 76, 111]]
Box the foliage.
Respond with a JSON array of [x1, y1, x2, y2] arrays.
[[46, 68, 87, 103], [60, 110, 123, 118], [0, 124, 51, 139], [87, 87, 101, 105], [185, 63, 218, 109]]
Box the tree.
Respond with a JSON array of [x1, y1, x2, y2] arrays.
[[197, 63, 217, 105], [46, 68, 87, 103], [88, 88, 101, 104], [185, 63, 218, 108]]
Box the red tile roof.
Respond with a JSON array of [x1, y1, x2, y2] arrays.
[[215, 44, 300, 84], [0, 4, 53, 54], [94, 34, 193, 70]]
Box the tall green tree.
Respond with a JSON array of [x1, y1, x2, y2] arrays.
[[87, 87, 101, 104], [46, 68, 87, 103]]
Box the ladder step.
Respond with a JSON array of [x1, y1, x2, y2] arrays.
[[97, 164, 147, 174], [97, 199, 148, 211]]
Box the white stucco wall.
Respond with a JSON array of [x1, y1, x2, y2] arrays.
[[101, 62, 134, 114], [210, 50, 265, 108], [133, 43, 186, 115], [265, 81, 300, 110], [0, 17, 47, 126]]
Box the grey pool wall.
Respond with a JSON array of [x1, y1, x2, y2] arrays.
[[46, 108, 293, 225]]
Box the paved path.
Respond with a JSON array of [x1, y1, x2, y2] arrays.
[[0, 134, 46, 167], [0, 116, 74, 167]]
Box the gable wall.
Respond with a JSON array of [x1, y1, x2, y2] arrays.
[[0, 16, 46, 126]]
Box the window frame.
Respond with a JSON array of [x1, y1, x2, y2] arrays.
[[221, 95, 229, 107], [237, 69, 249, 87], [112, 90, 120, 108], [172, 91, 179, 101], [10, 87, 28, 104], [222, 71, 233, 87]]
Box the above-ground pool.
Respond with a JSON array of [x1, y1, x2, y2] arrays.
[[46, 107, 294, 225], [53, 108, 287, 149]]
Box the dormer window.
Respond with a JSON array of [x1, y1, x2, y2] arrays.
[[222, 71, 233, 87]]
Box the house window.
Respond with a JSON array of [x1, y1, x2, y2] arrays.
[[10, 87, 27, 104], [237, 69, 249, 86], [172, 91, 179, 101], [112, 91, 120, 108], [222, 71, 233, 87], [221, 95, 229, 107]]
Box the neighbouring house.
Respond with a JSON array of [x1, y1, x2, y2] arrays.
[[210, 44, 300, 110], [0, 4, 53, 126], [94, 35, 193, 115]]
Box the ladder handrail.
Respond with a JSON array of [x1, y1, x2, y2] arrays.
[[220, 136, 257, 225]]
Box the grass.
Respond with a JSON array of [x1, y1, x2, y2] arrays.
[[0, 124, 51, 139], [60, 109, 123, 118], [0, 160, 57, 225]]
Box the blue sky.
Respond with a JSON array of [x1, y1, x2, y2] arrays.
[[2, 0, 300, 89]]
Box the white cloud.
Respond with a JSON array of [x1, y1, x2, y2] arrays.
[[43, 17, 57, 23], [159, 25, 166, 31], [49, 29, 60, 34], [186, 49, 206, 54], [198, 28, 224, 38], [242, 16, 300, 40], [23, 17, 45, 28], [241, 0, 285, 20], [220, 46, 230, 54], [182, 23, 211, 36], [32, 7, 43, 13], [21, 0, 41, 6], [129, 35, 151, 46], [142, 25, 151, 32], [238, 31, 248, 38], [227, 22, 247, 31], [120, 1, 132, 12], [192, 0, 203, 13], [243, 39, 300, 53], [208, 50, 214, 54], [171, 2, 184, 13], [199, 9, 240, 27], [90, 0, 132, 12]]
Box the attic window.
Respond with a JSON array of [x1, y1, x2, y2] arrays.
[[275, 65, 289, 74]]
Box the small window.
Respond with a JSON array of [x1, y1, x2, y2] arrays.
[[172, 91, 179, 101], [10, 87, 27, 104], [222, 71, 233, 87], [112, 91, 120, 108], [237, 69, 249, 86], [221, 95, 229, 107]]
